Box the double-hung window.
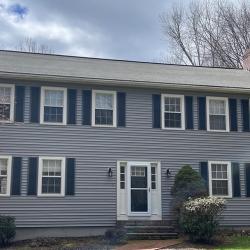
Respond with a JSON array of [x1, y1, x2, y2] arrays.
[[161, 94, 185, 129], [207, 97, 229, 132], [92, 90, 117, 127], [208, 161, 232, 198], [41, 87, 67, 125], [0, 84, 14, 123], [38, 157, 65, 196], [0, 156, 11, 196]]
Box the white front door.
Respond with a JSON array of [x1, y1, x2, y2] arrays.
[[128, 162, 151, 216], [117, 161, 162, 221]]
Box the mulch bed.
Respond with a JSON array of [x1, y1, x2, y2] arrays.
[[5, 236, 118, 250]]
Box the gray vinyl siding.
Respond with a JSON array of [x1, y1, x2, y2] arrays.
[[0, 80, 250, 227]]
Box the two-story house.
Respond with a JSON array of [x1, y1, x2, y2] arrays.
[[1, 50, 250, 239]]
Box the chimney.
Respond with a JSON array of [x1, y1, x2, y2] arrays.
[[243, 49, 250, 71]]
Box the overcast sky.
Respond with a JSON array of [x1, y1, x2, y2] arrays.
[[0, 0, 186, 61]]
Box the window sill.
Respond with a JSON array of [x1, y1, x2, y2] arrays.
[[92, 124, 117, 128], [40, 122, 67, 126], [0, 120, 14, 124], [161, 127, 185, 130], [37, 194, 65, 197], [207, 129, 229, 133]]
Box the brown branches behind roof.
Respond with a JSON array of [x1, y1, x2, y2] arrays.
[[161, 0, 250, 68]]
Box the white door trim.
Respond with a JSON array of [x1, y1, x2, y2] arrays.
[[127, 161, 151, 216]]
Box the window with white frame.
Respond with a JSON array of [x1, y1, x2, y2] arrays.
[[0, 156, 11, 196], [207, 97, 229, 131], [162, 94, 184, 129], [0, 85, 14, 122], [38, 157, 65, 196], [41, 87, 67, 124], [92, 90, 116, 126], [209, 161, 232, 197]]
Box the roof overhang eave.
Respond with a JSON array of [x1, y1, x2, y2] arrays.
[[0, 71, 249, 95]]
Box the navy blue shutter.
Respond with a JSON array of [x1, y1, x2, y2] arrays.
[[82, 90, 92, 125], [241, 99, 249, 132], [30, 87, 40, 123], [185, 96, 194, 129], [67, 89, 77, 124], [229, 99, 238, 131], [152, 94, 161, 128], [11, 157, 22, 195], [27, 157, 38, 195], [245, 164, 250, 197], [232, 163, 241, 197], [15, 86, 25, 122], [198, 97, 206, 130], [117, 92, 126, 127], [66, 158, 75, 195], [200, 162, 209, 190]]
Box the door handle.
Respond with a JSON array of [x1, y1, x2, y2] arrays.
[[148, 187, 151, 192]]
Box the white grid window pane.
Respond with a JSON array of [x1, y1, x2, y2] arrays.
[[44, 90, 64, 107], [209, 100, 226, 115], [211, 163, 229, 196], [164, 97, 181, 112], [120, 162, 126, 189], [151, 163, 157, 190], [209, 99, 227, 130], [0, 159, 8, 176], [95, 93, 113, 110], [164, 96, 182, 129], [0, 87, 11, 104], [41, 159, 62, 194], [131, 166, 145, 177], [0, 158, 8, 195], [0, 87, 12, 121]]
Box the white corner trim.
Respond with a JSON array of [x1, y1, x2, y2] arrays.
[[40, 86, 67, 125], [0, 155, 12, 197], [206, 96, 229, 132], [208, 161, 232, 198], [0, 84, 15, 123], [37, 156, 66, 197], [161, 94, 185, 130], [91, 90, 117, 127]]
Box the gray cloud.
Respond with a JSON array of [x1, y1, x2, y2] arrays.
[[0, 0, 180, 61]]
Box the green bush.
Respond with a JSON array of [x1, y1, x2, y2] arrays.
[[0, 216, 16, 247], [171, 165, 207, 216], [180, 197, 225, 243]]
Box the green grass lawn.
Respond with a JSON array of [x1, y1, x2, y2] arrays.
[[173, 236, 250, 249], [216, 236, 250, 249]]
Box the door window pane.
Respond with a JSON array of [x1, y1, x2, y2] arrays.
[[151, 163, 157, 190], [131, 190, 148, 212], [120, 162, 126, 189], [131, 166, 147, 188]]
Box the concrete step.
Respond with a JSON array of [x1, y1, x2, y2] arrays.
[[117, 220, 173, 226], [125, 225, 175, 233], [127, 232, 179, 240]]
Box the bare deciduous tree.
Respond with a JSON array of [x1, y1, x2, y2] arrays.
[[15, 37, 53, 54], [161, 0, 250, 68]]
